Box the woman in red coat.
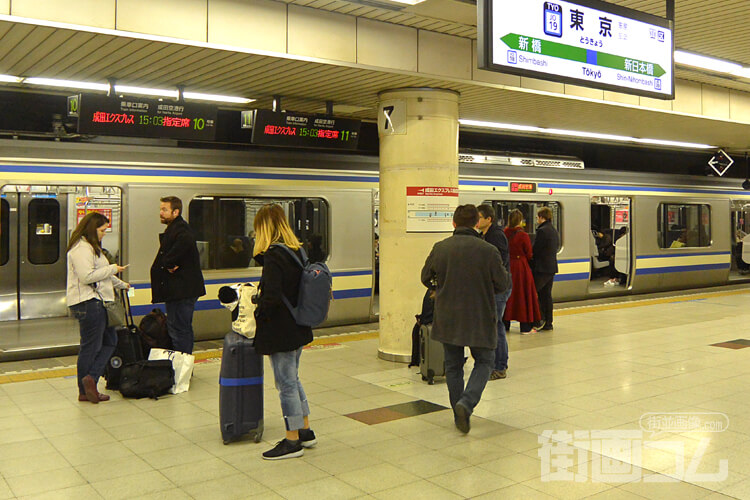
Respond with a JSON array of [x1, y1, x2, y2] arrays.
[[503, 209, 541, 334]]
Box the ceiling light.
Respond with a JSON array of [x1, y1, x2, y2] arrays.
[[113, 85, 178, 98], [24, 77, 109, 91], [0, 74, 22, 83], [459, 119, 715, 150], [182, 92, 254, 104], [674, 50, 750, 80]]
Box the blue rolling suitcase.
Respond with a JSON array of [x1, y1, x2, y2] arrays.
[[219, 332, 264, 444]]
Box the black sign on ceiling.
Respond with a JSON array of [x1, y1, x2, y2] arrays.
[[249, 109, 360, 150], [75, 93, 218, 141]]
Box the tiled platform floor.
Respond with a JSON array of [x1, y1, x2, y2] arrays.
[[2, 288, 750, 499]]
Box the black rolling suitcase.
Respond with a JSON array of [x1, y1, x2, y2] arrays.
[[420, 324, 445, 385], [219, 332, 264, 444], [106, 293, 146, 390]]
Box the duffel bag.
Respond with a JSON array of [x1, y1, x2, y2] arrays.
[[119, 360, 174, 400]]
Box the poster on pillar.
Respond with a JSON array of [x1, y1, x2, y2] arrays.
[[406, 187, 459, 232]]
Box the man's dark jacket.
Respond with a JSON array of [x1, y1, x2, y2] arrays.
[[484, 223, 510, 272], [421, 227, 510, 349], [150, 215, 206, 303], [532, 220, 559, 274]]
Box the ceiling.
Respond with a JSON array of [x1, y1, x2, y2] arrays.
[[1, 1, 750, 150]]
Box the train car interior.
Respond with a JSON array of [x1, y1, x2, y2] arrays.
[[730, 201, 750, 279], [486, 199, 562, 247], [188, 196, 330, 272], [589, 196, 631, 292]]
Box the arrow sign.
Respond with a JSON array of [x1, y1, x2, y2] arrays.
[[708, 149, 734, 176], [500, 33, 667, 77]]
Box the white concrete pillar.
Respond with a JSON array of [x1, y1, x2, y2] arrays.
[[376, 88, 459, 362]]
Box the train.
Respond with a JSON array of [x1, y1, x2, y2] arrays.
[[1, 139, 748, 360]]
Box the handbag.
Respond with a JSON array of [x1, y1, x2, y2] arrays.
[[103, 292, 127, 327], [148, 348, 195, 394]]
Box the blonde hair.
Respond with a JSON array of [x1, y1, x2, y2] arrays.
[[253, 204, 301, 256], [508, 209, 524, 229]]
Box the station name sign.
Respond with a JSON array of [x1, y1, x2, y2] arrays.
[[73, 94, 217, 140], [478, 0, 674, 99], [248, 109, 360, 150]]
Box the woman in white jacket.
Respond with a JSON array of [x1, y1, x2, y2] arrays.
[[67, 212, 129, 403]]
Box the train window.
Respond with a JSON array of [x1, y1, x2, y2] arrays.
[[28, 198, 60, 265], [483, 200, 562, 250], [189, 197, 329, 270], [657, 204, 711, 248], [1, 198, 8, 266]]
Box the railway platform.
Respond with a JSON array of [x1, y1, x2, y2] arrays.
[[2, 286, 750, 499]]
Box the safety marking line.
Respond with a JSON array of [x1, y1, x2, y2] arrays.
[[2, 289, 747, 385], [555, 288, 750, 316], [0, 331, 381, 384]]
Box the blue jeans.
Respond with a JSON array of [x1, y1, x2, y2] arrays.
[[70, 299, 117, 395], [269, 347, 310, 431], [443, 343, 494, 414], [165, 297, 198, 354], [494, 288, 511, 371]]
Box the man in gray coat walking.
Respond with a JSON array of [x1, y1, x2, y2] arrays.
[[421, 204, 510, 433]]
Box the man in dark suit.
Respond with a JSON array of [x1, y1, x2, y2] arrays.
[[421, 205, 510, 434], [532, 207, 559, 331], [476, 204, 512, 381], [150, 196, 206, 354]]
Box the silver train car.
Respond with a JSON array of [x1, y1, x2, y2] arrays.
[[1, 140, 748, 360]]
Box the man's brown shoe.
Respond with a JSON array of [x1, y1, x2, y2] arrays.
[[81, 375, 99, 404], [490, 369, 507, 380]]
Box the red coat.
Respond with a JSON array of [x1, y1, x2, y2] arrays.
[[503, 227, 540, 323]]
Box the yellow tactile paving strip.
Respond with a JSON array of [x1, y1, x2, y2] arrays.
[[1, 287, 747, 385]]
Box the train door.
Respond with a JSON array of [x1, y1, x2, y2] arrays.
[[0, 187, 68, 320], [0, 185, 122, 322], [729, 201, 750, 280], [588, 196, 632, 292]]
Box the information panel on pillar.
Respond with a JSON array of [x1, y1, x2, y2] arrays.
[[477, 0, 674, 99], [75, 94, 218, 140], [249, 109, 360, 150]]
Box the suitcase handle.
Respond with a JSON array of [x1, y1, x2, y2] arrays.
[[123, 290, 136, 327]]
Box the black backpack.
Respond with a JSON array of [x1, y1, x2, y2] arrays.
[[119, 360, 174, 399], [139, 308, 172, 350]]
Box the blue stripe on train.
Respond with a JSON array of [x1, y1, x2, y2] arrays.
[[130, 288, 373, 316], [554, 272, 589, 282], [219, 377, 263, 387], [0, 164, 379, 183], [131, 270, 373, 289], [637, 251, 730, 259], [635, 263, 730, 275]]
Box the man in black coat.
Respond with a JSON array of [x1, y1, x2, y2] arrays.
[[532, 207, 559, 331], [421, 205, 510, 434], [150, 196, 206, 354], [476, 204, 512, 381]]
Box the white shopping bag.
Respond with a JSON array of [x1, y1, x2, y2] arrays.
[[148, 348, 195, 394]]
